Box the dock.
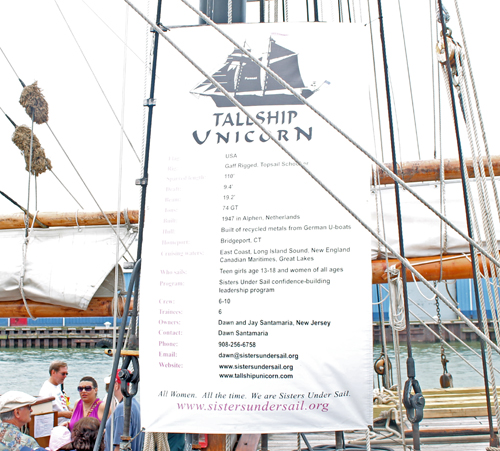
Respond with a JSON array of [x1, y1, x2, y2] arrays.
[[0, 320, 492, 349], [0, 325, 120, 348]]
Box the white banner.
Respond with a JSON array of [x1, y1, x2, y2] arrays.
[[140, 22, 373, 433]]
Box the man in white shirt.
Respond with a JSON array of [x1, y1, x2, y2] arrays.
[[39, 360, 72, 424]]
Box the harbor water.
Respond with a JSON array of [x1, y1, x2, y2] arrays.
[[373, 340, 500, 390], [2, 341, 500, 403], [0, 348, 121, 405]]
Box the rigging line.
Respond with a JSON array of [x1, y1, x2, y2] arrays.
[[437, 1, 497, 445], [53, 0, 141, 163], [409, 294, 496, 370], [0, 46, 26, 87], [19, 211, 39, 320], [430, 0, 438, 160], [452, 0, 500, 225], [113, 0, 130, 361], [48, 169, 84, 209], [25, 111, 36, 237], [460, 69, 500, 347], [80, 0, 149, 68], [367, 0, 385, 162], [396, 0, 422, 159], [0, 190, 48, 228], [126, 0, 500, 358], [0, 105, 17, 128], [457, 42, 500, 334], [45, 122, 135, 261], [409, 311, 486, 380], [377, 13, 419, 451], [387, 72, 404, 175], [125, 0, 500, 353], [166, 0, 500, 270]]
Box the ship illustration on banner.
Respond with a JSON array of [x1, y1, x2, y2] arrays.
[[191, 36, 327, 107]]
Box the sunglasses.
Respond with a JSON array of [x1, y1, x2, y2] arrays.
[[59, 372, 69, 376], [77, 386, 94, 392]]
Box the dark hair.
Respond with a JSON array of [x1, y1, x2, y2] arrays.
[[71, 417, 103, 451], [79, 376, 98, 389], [49, 360, 68, 375]]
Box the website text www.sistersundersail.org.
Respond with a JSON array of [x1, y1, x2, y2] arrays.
[[176, 400, 329, 412]]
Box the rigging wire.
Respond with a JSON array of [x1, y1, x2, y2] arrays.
[[409, 311, 486, 379], [80, 0, 148, 67], [174, 0, 500, 271], [48, 168, 84, 209], [437, 0, 498, 445], [45, 122, 135, 261], [122, 2, 500, 376], [452, 26, 500, 438], [0, 47, 25, 87], [451, 0, 500, 226], [53, 0, 141, 163], [366, 0, 386, 163], [396, 0, 422, 159], [377, 0, 423, 444], [123, 0, 500, 356], [408, 294, 500, 375]]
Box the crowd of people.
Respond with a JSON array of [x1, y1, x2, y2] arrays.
[[0, 360, 146, 451]]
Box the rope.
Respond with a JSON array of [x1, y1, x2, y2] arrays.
[[81, 0, 147, 65], [228, 0, 233, 23], [452, 0, 500, 225], [45, 123, 135, 261], [396, 0, 422, 159], [19, 211, 39, 320], [48, 168, 84, 209], [365, 428, 371, 451], [437, 5, 500, 439], [53, 0, 140, 163], [442, 18, 500, 430], [75, 209, 82, 232], [25, 112, 36, 234], [143, 432, 170, 451], [123, 0, 500, 354], [113, 0, 130, 352], [410, 309, 488, 380], [391, 326, 407, 450], [388, 267, 405, 331], [125, 0, 500, 334], [408, 292, 492, 370], [171, 0, 500, 270]]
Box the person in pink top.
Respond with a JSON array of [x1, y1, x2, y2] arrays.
[[68, 377, 105, 430]]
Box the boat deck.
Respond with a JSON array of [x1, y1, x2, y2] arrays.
[[265, 416, 496, 450]]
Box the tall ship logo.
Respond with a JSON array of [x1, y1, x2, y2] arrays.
[[191, 36, 324, 107]]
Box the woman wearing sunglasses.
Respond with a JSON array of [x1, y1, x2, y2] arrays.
[[68, 376, 105, 430]]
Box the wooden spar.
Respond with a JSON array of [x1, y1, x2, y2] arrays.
[[373, 155, 500, 185], [0, 210, 139, 229], [372, 253, 498, 284], [0, 297, 133, 318]]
